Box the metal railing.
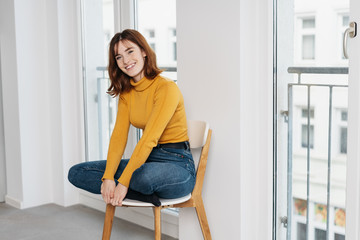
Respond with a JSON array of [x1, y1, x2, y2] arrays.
[[286, 67, 348, 240]]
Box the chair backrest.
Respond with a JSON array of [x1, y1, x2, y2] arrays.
[[187, 120, 212, 196], [187, 120, 210, 149]]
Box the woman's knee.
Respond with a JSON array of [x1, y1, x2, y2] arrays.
[[129, 168, 153, 195], [67, 161, 106, 186], [67, 161, 106, 194], [68, 163, 83, 185]]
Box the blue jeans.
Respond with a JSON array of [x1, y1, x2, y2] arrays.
[[68, 142, 196, 199]]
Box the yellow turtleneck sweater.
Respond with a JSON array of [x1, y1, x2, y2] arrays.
[[102, 75, 189, 187]]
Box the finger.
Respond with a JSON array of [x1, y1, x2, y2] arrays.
[[111, 198, 118, 206], [105, 192, 112, 204], [115, 198, 122, 206], [102, 195, 107, 204], [102, 195, 108, 204]]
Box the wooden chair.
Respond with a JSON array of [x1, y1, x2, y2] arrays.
[[102, 120, 212, 240]]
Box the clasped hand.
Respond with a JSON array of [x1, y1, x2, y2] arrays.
[[101, 179, 128, 206]]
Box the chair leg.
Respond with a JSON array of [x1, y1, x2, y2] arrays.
[[195, 197, 212, 240], [102, 204, 116, 240], [153, 207, 161, 240]]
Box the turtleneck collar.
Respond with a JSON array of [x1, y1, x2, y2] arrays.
[[130, 75, 159, 91]]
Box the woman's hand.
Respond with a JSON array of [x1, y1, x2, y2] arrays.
[[111, 183, 128, 206], [101, 179, 116, 204]]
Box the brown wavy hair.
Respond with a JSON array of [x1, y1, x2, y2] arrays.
[[107, 29, 162, 97]]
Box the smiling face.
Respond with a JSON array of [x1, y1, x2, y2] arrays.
[[115, 40, 147, 82]]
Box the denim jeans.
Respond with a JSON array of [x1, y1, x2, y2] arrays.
[[68, 142, 196, 199]]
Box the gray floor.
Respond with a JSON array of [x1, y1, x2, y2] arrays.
[[0, 203, 177, 240]]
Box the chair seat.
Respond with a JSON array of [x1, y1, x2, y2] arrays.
[[122, 193, 192, 207]]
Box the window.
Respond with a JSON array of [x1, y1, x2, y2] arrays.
[[314, 203, 327, 222], [342, 15, 349, 27], [297, 17, 316, 60], [341, 110, 348, 121], [80, 0, 178, 161], [334, 207, 346, 227], [78, 1, 180, 235], [302, 35, 315, 59], [145, 29, 156, 51], [315, 228, 326, 240], [136, 0, 177, 80], [340, 127, 347, 154], [339, 110, 348, 154], [301, 18, 316, 60], [81, 0, 116, 161], [340, 110, 348, 154], [335, 233, 345, 240], [302, 108, 315, 118], [303, 18, 315, 28], [297, 223, 306, 240], [301, 125, 314, 148], [293, 201, 346, 240], [169, 28, 177, 61], [300, 107, 314, 149]]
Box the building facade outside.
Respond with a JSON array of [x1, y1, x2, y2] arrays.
[[290, 0, 349, 239]]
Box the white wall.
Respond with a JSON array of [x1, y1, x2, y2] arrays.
[[0, 0, 24, 207], [177, 0, 273, 239], [0, 0, 82, 209], [0, 43, 6, 202], [14, 0, 53, 208], [49, 0, 84, 207]]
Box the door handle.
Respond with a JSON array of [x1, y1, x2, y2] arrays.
[[343, 21, 357, 59]]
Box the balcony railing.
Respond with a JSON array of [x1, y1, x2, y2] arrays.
[[286, 67, 348, 240]]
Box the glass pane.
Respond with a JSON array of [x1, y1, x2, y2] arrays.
[[314, 203, 327, 222], [314, 228, 326, 240], [81, 0, 116, 161], [301, 108, 314, 118], [335, 233, 345, 240], [340, 127, 347, 153], [334, 208, 346, 227], [341, 110, 348, 121], [303, 18, 315, 28], [301, 124, 314, 148], [297, 223, 306, 240], [136, 0, 177, 81], [294, 198, 307, 216], [342, 16, 349, 27], [302, 35, 315, 59]]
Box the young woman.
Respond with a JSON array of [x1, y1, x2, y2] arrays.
[[68, 29, 195, 207]]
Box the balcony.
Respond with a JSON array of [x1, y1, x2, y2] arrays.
[[285, 67, 347, 240]]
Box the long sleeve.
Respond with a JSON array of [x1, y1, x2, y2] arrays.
[[102, 94, 130, 181], [118, 81, 181, 187]]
